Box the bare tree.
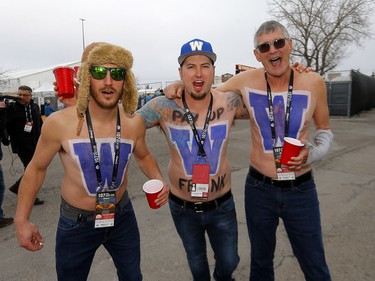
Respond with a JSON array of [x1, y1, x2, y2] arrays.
[[268, 0, 374, 75]]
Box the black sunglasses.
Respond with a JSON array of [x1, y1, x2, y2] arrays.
[[256, 38, 288, 53], [90, 66, 126, 81]]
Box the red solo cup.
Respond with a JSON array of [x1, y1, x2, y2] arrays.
[[73, 66, 80, 78], [142, 179, 163, 209], [53, 66, 75, 99], [280, 137, 304, 166]]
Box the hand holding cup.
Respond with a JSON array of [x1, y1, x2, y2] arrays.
[[53, 66, 75, 99], [142, 179, 168, 209], [280, 137, 305, 167]]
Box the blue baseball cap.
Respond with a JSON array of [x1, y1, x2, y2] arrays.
[[178, 38, 217, 65]]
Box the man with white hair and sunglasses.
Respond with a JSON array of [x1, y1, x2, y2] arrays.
[[217, 20, 333, 281]]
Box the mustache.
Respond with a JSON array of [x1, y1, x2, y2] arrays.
[[100, 87, 117, 93]]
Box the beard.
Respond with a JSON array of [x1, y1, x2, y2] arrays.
[[188, 90, 209, 100], [90, 87, 121, 110]]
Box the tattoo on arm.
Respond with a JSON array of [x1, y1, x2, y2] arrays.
[[137, 101, 161, 128], [226, 91, 249, 119]]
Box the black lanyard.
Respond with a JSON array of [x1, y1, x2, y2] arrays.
[[182, 91, 213, 159], [265, 69, 294, 145], [24, 104, 33, 122], [85, 108, 121, 193]]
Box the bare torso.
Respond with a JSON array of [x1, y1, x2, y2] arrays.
[[218, 68, 329, 178], [138, 89, 243, 201], [41, 105, 140, 210]]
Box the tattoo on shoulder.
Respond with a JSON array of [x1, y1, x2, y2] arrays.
[[224, 91, 249, 119], [226, 91, 243, 111]]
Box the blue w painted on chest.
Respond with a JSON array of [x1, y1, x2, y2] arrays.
[[168, 123, 227, 175], [72, 141, 132, 195], [249, 92, 308, 150]]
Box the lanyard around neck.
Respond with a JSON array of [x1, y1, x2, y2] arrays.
[[182, 91, 213, 159], [24, 104, 33, 122], [85, 108, 121, 192], [265, 69, 294, 144]]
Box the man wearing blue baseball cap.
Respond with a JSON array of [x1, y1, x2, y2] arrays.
[[137, 38, 249, 280], [177, 38, 217, 65]]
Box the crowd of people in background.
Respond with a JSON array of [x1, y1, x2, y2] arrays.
[[137, 89, 164, 109]]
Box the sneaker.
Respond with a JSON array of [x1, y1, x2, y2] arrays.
[[0, 217, 14, 228], [34, 197, 44, 205]]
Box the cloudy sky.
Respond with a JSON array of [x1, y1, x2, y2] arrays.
[[1, 0, 374, 86]]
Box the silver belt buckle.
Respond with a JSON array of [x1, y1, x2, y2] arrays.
[[193, 202, 204, 213]]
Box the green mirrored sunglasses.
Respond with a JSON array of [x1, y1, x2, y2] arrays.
[[90, 66, 126, 81]]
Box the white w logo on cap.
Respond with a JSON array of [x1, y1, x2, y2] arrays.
[[189, 41, 204, 51]]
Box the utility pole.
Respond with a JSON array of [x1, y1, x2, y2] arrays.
[[79, 18, 86, 51]]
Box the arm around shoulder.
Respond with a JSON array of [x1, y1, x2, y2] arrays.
[[216, 68, 262, 94], [312, 73, 331, 130], [305, 73, 333, 164]]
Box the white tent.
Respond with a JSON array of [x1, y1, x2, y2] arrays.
[[33, 82, 55, 98]]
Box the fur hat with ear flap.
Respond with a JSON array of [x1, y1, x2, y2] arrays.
[[76, 42, 139, 135]]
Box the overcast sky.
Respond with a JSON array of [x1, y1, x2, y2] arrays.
[[1, 0, 374, 86]]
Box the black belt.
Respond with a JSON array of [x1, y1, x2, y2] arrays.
[[169, 190, 232, 213], [249, 167, 313, 188], [60, 191, 130, 222]]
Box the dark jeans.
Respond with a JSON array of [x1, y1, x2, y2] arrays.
[[244, 171, 331, 281], [9, 150, 34, 193], [169, 195, 239, 281], [55, 199, 142, 281]]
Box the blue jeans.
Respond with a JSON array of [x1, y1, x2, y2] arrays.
[[0, 165, 4, 218], [55, 199, 142, 281], [244, 171, 331, 281], [169, 194, 239, 281]]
